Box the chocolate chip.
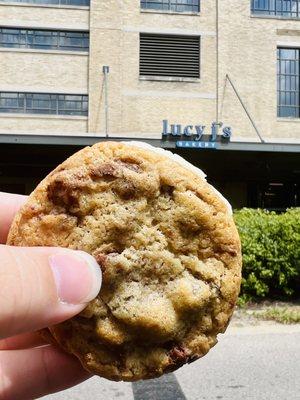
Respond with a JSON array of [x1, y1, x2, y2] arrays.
[[93, 251, 119, 274], [113, 180, 137, 200], [218, 244, 238, 257], [117, 160, 141, 173], [94, 253, 107, 265], [93, 253, 108, 273], [160, 184, 175, 196], [47, 179, 78, 208], [90, 163, 119, 181], [169, 345, 189, 364], [117, 156, 142, 171], [23, 204, 42, 217]]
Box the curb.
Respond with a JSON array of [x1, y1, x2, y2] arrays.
[[225, 323, 300, 335]]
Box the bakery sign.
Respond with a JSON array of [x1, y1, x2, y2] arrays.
[[162, 119, 232, 149]]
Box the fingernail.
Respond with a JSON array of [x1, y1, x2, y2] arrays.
[[49, 251, 102, 305]]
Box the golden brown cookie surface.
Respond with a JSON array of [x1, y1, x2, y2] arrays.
[[7, 141, 242, 381]]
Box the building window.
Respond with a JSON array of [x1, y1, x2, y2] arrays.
[[0, 92, 88, 116], [140, 33, 200, 78], [251, 0, 300, 18], [0, 28, 89, 52], [141, 0, 200, 12], [277, 48, 300, 118], [0, 0, 89, 6]]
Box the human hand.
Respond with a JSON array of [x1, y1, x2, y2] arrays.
[[0, 192, 102, 400]]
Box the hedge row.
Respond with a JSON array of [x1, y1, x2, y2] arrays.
[[233, 208, 300, 302]]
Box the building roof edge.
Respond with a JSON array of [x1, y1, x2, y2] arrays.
[[0, 134, 299, 153]]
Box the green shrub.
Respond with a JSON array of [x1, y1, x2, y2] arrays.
[[234, 208, 300, 302]]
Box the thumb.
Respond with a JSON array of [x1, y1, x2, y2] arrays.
[[0, 245, 101, 340]]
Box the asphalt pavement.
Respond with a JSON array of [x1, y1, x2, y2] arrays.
[[42, 325, 300, 400]]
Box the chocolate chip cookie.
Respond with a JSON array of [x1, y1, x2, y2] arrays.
[[7, 141, 242, 381]]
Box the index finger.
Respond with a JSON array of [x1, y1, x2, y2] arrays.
[[0, 332, 46, 350], [0, 192, 27, 244]]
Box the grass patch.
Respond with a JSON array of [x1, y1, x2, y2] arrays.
[[253, 308, 300, 324]]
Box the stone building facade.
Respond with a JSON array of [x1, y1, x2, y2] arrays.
[[0, 0, 299, 209], [0, 0, 299, 142]]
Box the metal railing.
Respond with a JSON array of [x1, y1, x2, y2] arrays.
[[251, 0, 300, 18], [141, 0, 200, 13]]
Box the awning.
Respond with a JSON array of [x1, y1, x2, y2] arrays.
[[0, 133, 300, 153]]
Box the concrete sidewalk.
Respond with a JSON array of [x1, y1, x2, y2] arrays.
[[42, 324, 300, 400]]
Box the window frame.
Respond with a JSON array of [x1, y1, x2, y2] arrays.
[[0, 27, 89, 52], [141, 0, 200, 13], [277, 47, 300, 119], [0, 92, 88, 116], [251, 0, 300, 19], [0, 0, 90, 6]]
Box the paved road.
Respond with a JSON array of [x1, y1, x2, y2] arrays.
[[42, 325, 300, 400]]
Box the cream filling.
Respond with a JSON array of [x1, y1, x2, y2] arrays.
[[122, 140, 232, 215]]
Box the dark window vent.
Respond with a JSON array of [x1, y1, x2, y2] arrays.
[[140, 33, 200, 78]]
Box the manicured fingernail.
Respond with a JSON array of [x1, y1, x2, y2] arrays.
[[49, 251, 102, 305]]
